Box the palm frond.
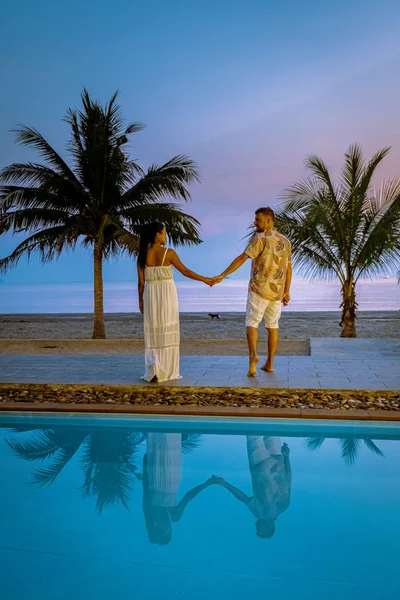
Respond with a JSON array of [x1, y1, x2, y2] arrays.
[[0, 225, 77, 273], [340, 438, 361, 466], [354, 186, 400, 280], [7, 429, 87, 486], [181, 434, 202, 454], [10, 125, 81, 186], [362, 439, 384, 458], [6, 430, 61, 461], [305, 437, 326, 451], [120, 202, 202, 246], [275, 208, 345, 281], [0, 208, 71, 234], [121, 156, 200, 206]]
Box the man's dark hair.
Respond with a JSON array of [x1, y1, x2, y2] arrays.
[[255, 207, 275, 221]]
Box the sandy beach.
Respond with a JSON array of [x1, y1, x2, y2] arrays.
[[1, 311, 398, 343]]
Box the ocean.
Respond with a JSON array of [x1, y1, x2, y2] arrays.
[[0, 278, 398, 314]]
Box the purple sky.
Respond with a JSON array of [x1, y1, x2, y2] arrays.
[[1, 0, 400, 283]]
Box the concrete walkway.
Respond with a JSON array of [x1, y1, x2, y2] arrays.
[[0, 338, 398, 390]]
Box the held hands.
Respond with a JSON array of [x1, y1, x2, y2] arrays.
[[208, 475, 225, 485], [204, 274, 224, 287], [204, 277, 215, 287], [212, 275, 225, 285]]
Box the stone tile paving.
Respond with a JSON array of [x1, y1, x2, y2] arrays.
[[0, 353, 398, 390]]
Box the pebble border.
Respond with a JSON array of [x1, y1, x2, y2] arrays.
[[0, 384, 398, 420]]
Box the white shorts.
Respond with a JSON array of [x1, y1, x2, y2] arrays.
[[245, 291, 282, 329]]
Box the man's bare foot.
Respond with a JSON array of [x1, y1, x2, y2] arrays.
[[247, 355, 259, 377], [261, 359, 274, 373]]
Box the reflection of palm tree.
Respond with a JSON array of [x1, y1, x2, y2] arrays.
[[78, 430, 144, 513], [181, 433, 202, 454], [6, 428, 87, 485], [305, 437, 384, 466], [6, 427, 145, 513]]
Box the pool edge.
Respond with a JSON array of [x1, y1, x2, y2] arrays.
[[1, 401, 399, 421]]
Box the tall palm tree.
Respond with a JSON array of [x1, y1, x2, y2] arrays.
[[276, 145, 400, 337], [0, 90, 201, 338], [305, 436, 384, 466]]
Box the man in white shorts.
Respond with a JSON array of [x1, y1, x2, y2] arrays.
[[211, 437, 291, 539], [214, 207, 292, 376]]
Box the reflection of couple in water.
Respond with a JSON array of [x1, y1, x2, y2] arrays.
[[139, 433, 291, 545]]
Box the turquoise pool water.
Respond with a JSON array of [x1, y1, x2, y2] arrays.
[[0, 414, 399, 599]]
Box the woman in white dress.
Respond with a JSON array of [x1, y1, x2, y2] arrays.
[[141, 432, 216, 545], [137, 222, 213, 383]]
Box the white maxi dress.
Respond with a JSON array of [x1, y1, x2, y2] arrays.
[[141, 248, 182, 383], [146, 433, 182, 508]]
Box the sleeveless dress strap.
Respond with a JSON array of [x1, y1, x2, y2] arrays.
[[161, 247, 168, 266]]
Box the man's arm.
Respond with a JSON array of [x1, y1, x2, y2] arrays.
[[219, 479, 252, 506], [214, 253, 249, 282], [282, 261, 292, 306]]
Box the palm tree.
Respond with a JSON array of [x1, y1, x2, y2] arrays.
[[305, 436, 384, 466], [0, 90, 201, 338], [276, 145, 400, 337]]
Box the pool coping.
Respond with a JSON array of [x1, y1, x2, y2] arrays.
[[1, 401, 400, 421]]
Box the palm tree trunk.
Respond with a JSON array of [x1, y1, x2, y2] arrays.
[[339, 280, 357, 338], [92, 242, 106, 339]]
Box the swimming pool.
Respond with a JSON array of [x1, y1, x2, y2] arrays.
[[1, 414, 399, 599]]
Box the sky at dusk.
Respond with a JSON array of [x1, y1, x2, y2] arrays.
[[1, 0, 400, 283]]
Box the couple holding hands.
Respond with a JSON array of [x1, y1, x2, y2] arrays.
[[137, 207, 292, 382]]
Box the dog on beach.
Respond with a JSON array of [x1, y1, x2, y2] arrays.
[[208, 313, 220, 320]]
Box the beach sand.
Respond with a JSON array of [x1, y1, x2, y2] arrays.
[[0, 311, 398, 356], [1, 311, 398, 340]]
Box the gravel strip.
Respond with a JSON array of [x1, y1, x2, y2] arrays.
[[0, 385, 399, 411]]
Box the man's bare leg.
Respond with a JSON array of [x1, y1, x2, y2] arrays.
[[261, 328, 279, 372], [246, 326, 259, 376]]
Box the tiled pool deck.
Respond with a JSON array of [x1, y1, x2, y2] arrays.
[[0, 338, 398, 391]]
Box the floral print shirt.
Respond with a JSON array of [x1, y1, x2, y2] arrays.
[[245, 229, 292, 301]]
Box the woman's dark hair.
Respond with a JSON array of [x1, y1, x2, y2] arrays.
[[137, 222, 165, 268]]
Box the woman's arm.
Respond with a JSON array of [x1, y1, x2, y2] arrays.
[[168, 249, 213, 285], [169, 477, 215, 522], [137, 260, 145, 314]]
